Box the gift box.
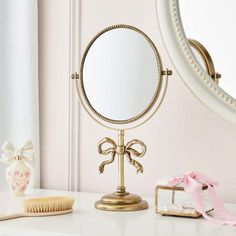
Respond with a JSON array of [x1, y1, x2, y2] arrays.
[[155, 174, 214, 218]]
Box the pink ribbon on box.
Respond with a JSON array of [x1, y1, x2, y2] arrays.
[[168, 171, 236, 226]]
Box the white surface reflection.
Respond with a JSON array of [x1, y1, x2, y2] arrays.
[[0, 190, 235, 235]]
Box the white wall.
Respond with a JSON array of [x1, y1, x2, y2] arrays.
[[39, 0, 236, 203], [38, 0, 70, 190]]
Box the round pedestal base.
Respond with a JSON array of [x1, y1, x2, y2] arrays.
[[95, 192, 148, 211]]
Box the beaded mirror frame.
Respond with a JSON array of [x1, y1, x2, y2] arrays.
[[156, 0, 236, 126], [76, 24, 171, 131], [73, 24, 172, 212]]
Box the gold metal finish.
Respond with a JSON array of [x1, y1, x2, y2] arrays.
[[78, 24, 164, 125], [95, 130, 148, 211], [161, 69, 172, 76], [189, 39, 221, 84], [74, 24, 172, 211], [117, 130, 125, 192], [95, 193, 148, 211], [98, 131, 146, 175], [15, 156, 22, 160], [75, 67, 170, 131], [71, 72, 79, 80]]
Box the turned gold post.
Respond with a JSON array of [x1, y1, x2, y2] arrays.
[[117, 130, 125, 193]]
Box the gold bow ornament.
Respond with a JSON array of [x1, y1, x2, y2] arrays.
[[98, 137, 146, 174], [0, 141, 35, 196]]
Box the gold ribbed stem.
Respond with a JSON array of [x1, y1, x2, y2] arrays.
[[117, 130, 126, 194]]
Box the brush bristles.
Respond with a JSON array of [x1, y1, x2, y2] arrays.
[[23, 196, 75, 213]]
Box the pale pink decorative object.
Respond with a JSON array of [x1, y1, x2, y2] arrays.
[[167, 171, 236, 226], [0, 141, 35, 196]]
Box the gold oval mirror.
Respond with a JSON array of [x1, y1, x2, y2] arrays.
[[74, 24, 172, 212], [76, 24, 170, 130]]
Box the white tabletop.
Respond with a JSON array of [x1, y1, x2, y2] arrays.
[[0, 189, 235, 236]]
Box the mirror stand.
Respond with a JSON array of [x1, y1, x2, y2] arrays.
[[95, 130, 149, 211], [76, 25, 172, 211]]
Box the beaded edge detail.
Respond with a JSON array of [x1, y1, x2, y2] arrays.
[[169, 0, 236, 109]]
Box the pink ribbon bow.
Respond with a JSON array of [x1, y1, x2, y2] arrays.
[[168, 171, 236, 226]]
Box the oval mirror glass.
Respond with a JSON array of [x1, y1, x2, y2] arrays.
[[79, 26, 162, 124]]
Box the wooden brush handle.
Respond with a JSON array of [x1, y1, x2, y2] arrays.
[[0, 209, 73, 221], [0, 213, 25, 221]]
